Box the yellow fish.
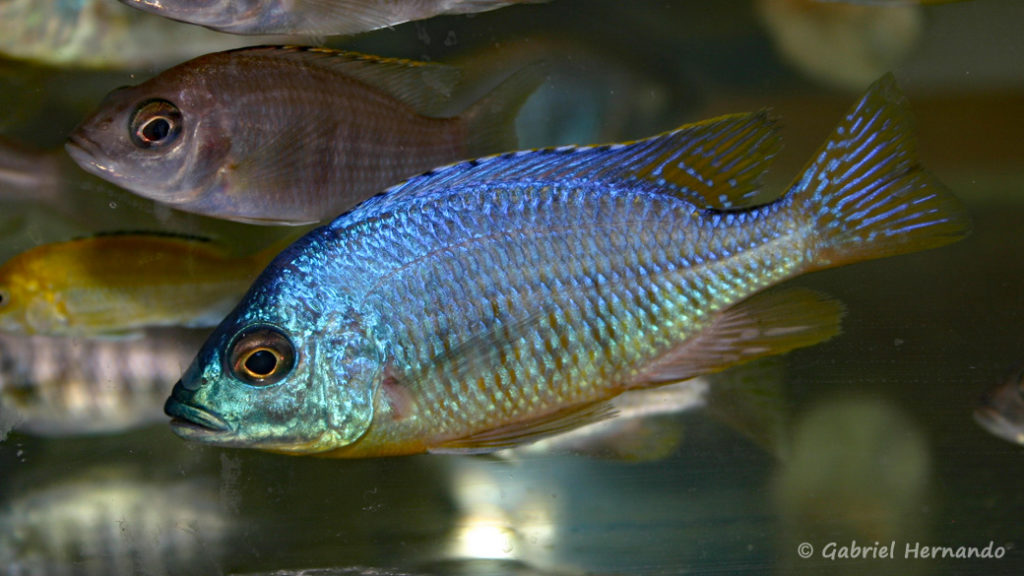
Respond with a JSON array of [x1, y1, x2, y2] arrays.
[[0, 233, 281, 336]]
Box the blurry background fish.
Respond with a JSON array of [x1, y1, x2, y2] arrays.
[[0, 464, 230, 576], [772, 396, 933, 576], [0, 233, 285, 336], [0, 0, 295, 70], [974, 368, 1024, 445], [66, 46, 542, 224], [756, 0, 924, 90], [0, 328, 207, 437], [117, 0, 548, 37]]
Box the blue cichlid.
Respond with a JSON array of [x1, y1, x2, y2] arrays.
[[165, 75, 969, 457]]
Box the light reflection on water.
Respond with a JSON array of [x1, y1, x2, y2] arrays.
[[2, 1, 1024, 574]]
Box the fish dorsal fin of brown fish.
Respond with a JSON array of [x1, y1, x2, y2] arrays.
[[248, 46, 462, 116], [429, 401, 618, 454], [629, 288, 844, 387], [348, 110, 781, 221]]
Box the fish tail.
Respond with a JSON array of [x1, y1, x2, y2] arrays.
[[793, 74, 970, 271], [461, 63, 546, 157]]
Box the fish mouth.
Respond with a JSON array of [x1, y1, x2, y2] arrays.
[[164, 395, 231, 441], [64, 133, 110, 176]]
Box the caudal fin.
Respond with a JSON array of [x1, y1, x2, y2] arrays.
[[792, 74, 970, 270], [461, 63, 546, 157]]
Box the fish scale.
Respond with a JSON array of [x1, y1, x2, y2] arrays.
[[360, 185, 800, 440]]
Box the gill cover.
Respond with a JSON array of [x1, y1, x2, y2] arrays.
[[311, 325, 381, 451]]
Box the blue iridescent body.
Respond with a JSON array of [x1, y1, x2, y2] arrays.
[[165, 75, 969, 457]]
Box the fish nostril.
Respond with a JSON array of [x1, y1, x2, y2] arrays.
[[180, 377, 205, 392]]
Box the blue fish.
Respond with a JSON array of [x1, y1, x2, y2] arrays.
[[165, 74, 969, 457]]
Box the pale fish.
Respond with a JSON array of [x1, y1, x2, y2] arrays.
[[0, 329, 207, 436], [117, 0, 547, 36], [974, 369, 1024, 445], [0, 233, 280, 336], [164, 74, 969, 457], [0, 0, 297, 69], [66, 46, 540, 225]]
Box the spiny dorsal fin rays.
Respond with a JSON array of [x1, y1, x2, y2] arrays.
[[238, 46, 462, 116], [618, 111, 783, 210], [344, 110, 782, 225]]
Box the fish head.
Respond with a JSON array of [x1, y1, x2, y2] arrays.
[[117, 0, 272, 33], [164, 264, 382, 454], [65, 73, 231, 207]]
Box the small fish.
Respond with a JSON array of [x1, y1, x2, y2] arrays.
[[66, 46, 540, 225], [0, 329, 207, 436], [0, 233, 278, 336], [164, 74, 969, 457], [117, 0, 546, 36], [0, 0, 296, 69], [974, 370, 1024, 445]]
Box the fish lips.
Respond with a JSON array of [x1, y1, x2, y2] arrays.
[[164, 388, 231, 441], [65, 133, 113, 179]]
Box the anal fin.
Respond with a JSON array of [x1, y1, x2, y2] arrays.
[[631, 287, 844, 387]]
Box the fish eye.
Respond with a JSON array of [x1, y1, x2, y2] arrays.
[[0, 288, 8, 309], [228, 325, 296, 386], [129, 99, 183, 149]]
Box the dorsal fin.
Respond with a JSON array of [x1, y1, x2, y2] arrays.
[[237, 46, 462, 116], [343, 110, 782, 224]]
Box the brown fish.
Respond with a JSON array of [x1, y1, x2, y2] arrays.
[[66, 46, 541, 225]]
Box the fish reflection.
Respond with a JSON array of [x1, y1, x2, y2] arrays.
[[165, 75, 968, 458], [67, 46, 541, 225], [0, 233, 277, 336], [117, 0, 546, 36], [0, 329, 205, 436], [773, 396, 931, 575], [974, 369, 1024, 445], [0, 467, 229, 576], [231, 558, 581, 575], [0, 0, 295, 69]]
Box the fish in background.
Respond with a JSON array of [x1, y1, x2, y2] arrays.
[[0, 466, 229, 576], [773, 397, 931, 575], [117, 0, 547, 36], [164, 75, 969, 457], [0, 233, 284, 336], [0, 0, 296, 69], [974, 369, 1024, 445], [0, 134, 299, 265], [757, 0, 923, 90], [67, 46, 542, 225], [0, 329, 207, 437]]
